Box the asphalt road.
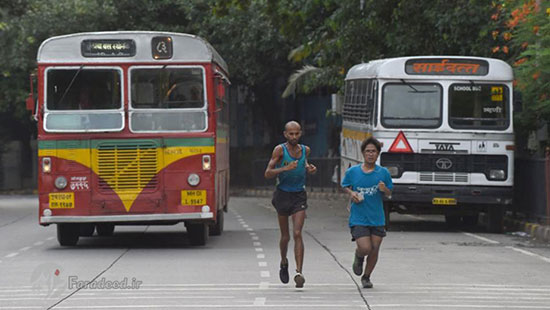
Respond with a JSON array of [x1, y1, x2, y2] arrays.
[[1, 195, 550, 309]]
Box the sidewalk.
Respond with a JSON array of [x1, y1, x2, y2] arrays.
[[230, 187, 550, 243]]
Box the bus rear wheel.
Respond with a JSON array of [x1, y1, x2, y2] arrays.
[[79, 223, 95, 236], [57, 224, 80, 246], [487, 206, 504, 233], [187, 223, 208, 246]]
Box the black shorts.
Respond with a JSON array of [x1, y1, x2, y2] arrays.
[[350, 225, 386, 241], [271, 189, 308, 216]]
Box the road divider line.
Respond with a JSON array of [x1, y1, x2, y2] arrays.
[[257, 254, 265, 259], [258, 262, 267, 267], [253, 242, 261, 247], [506, 246, 550, 264], [462, 232, 500, 244], [4, 253, 18, 258], [260, 271, 270, 278], [253, 297, 266, 306]]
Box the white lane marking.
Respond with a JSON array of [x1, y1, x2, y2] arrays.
[[258, 262, 267, 267], [33, 241, 44, 246], [46, 237, 54, 240], [506, 246, 550, 263], [252, 236, 259, 240], [260, 271, 270, 278], [249, 232, 256, 236], [253, 297, 266, 306], [242, 224, 249, 228], [257, 254, 265, 259], [259, 282, 269, 290], [255, 248, 263, 252], [4, 253, 18, 258], [253, 242, 261, 247], [462, 232, 500, 244], [404, 214, 427, 221], [246, 228, 253, 231], [18, 246, 31, 252]]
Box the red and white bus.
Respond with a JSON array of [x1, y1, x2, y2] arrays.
[[26, 31, 230, 246]]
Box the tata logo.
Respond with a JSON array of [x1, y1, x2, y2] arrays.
[[429, 142, 460, 151], [436, 158, 453, 170]]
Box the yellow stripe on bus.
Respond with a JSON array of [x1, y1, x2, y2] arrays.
[[38, 146, 215, 212], [341, 128, 371, 141]]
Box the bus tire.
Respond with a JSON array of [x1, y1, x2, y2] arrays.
[[187, 223, 208, 246], [487, 206, 504, 233], [79, 223, 95, 236], [445, 215, 461, 228], [462, 214, 479, 226], [57, 224, 79, 246], [96, 223, 115, 236], [209, 210, 224, 236]]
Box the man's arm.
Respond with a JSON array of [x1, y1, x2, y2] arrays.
[[264, 145, 296, 179], [304, 146, 317, 175]]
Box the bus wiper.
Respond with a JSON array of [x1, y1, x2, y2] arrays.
[[57, 65, 84, 108], [401, 79, 419, 92], [400, 79, 437, 93]]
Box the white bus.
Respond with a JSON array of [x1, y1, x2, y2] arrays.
[[341, 56, 516, 232]]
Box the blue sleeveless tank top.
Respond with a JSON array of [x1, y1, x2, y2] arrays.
[[276, 144, 306, 192]]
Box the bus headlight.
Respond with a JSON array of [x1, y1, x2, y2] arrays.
[[202, 155, 211, 170], [488, 169, 506, 180], [42, 157, 51, 174], [188, 173, 200, 186], [386, 166, 400, 177], [54, 176, 68, 189]]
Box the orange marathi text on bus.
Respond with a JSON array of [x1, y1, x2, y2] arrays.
[[26, 31, 230, 246]]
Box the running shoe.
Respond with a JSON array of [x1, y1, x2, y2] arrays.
[[294, 272, 305, 288], [352, 254, 364, 276], [361, 275, 373, 289], [279, 261, 289, 284]]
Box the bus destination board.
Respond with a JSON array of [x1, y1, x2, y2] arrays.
[[81, 39, 136, 57], [405, 59, 488, 76]]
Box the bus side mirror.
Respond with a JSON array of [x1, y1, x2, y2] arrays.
[[513, 91, 522, 113]]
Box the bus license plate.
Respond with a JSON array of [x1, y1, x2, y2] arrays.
[[181, 190, 206, 206], [432, 198, 457, 205], [49, 193, 75, 209]]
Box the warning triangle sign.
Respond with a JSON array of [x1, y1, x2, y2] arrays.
[[388, 131, 413, 153]]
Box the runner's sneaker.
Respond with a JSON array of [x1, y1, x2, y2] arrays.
[[294, 272, 305, 288], [352, 253, 364, 276], [361, 275, 373, 289], [279, 261, 289, 284]]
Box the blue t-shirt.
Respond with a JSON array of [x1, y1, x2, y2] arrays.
[[341, 164, 393, 227], [276, 144, 306, 192]]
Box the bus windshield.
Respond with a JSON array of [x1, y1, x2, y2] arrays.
[[129, 66, 206, 132], [44, 68, 123, 132], [449, 83, 509, 129], [381, 83, 442, 128]]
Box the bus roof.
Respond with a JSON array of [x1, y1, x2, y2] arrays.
[[37, 31, 228, 73], [346, 56, 512, 81]]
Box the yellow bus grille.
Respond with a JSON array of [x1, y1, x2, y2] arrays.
[[96, 142, 158, 192]]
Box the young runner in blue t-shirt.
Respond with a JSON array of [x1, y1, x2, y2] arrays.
[[341, 137, 393, 289]]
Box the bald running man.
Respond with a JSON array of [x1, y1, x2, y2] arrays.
[[264, 121, 317, 288]]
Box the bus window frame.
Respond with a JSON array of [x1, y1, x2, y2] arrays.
[[448, 82, 510, 131], [380, 82, 443, 129], [343, 78, 377, 126], [128, 65, 209, 134], [43, 66, 125, 133]]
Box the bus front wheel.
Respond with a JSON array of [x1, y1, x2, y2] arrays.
[[209, 210, 224, 236], [57, 224, 79, 246], [96, 223, 115, 236], [187, 223, 208, 246]]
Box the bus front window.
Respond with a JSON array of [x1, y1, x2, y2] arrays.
[[449, 83, 509, 129], [44, 68, 123, 132], [381, 83, 442, 128], [129, 67, 206, 132]]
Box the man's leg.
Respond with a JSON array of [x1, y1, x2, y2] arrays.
[[291, 210, 306, 273], [364, 235, 383, 277], [277, 215, 290, 264], [353, 235, 372, 276]]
